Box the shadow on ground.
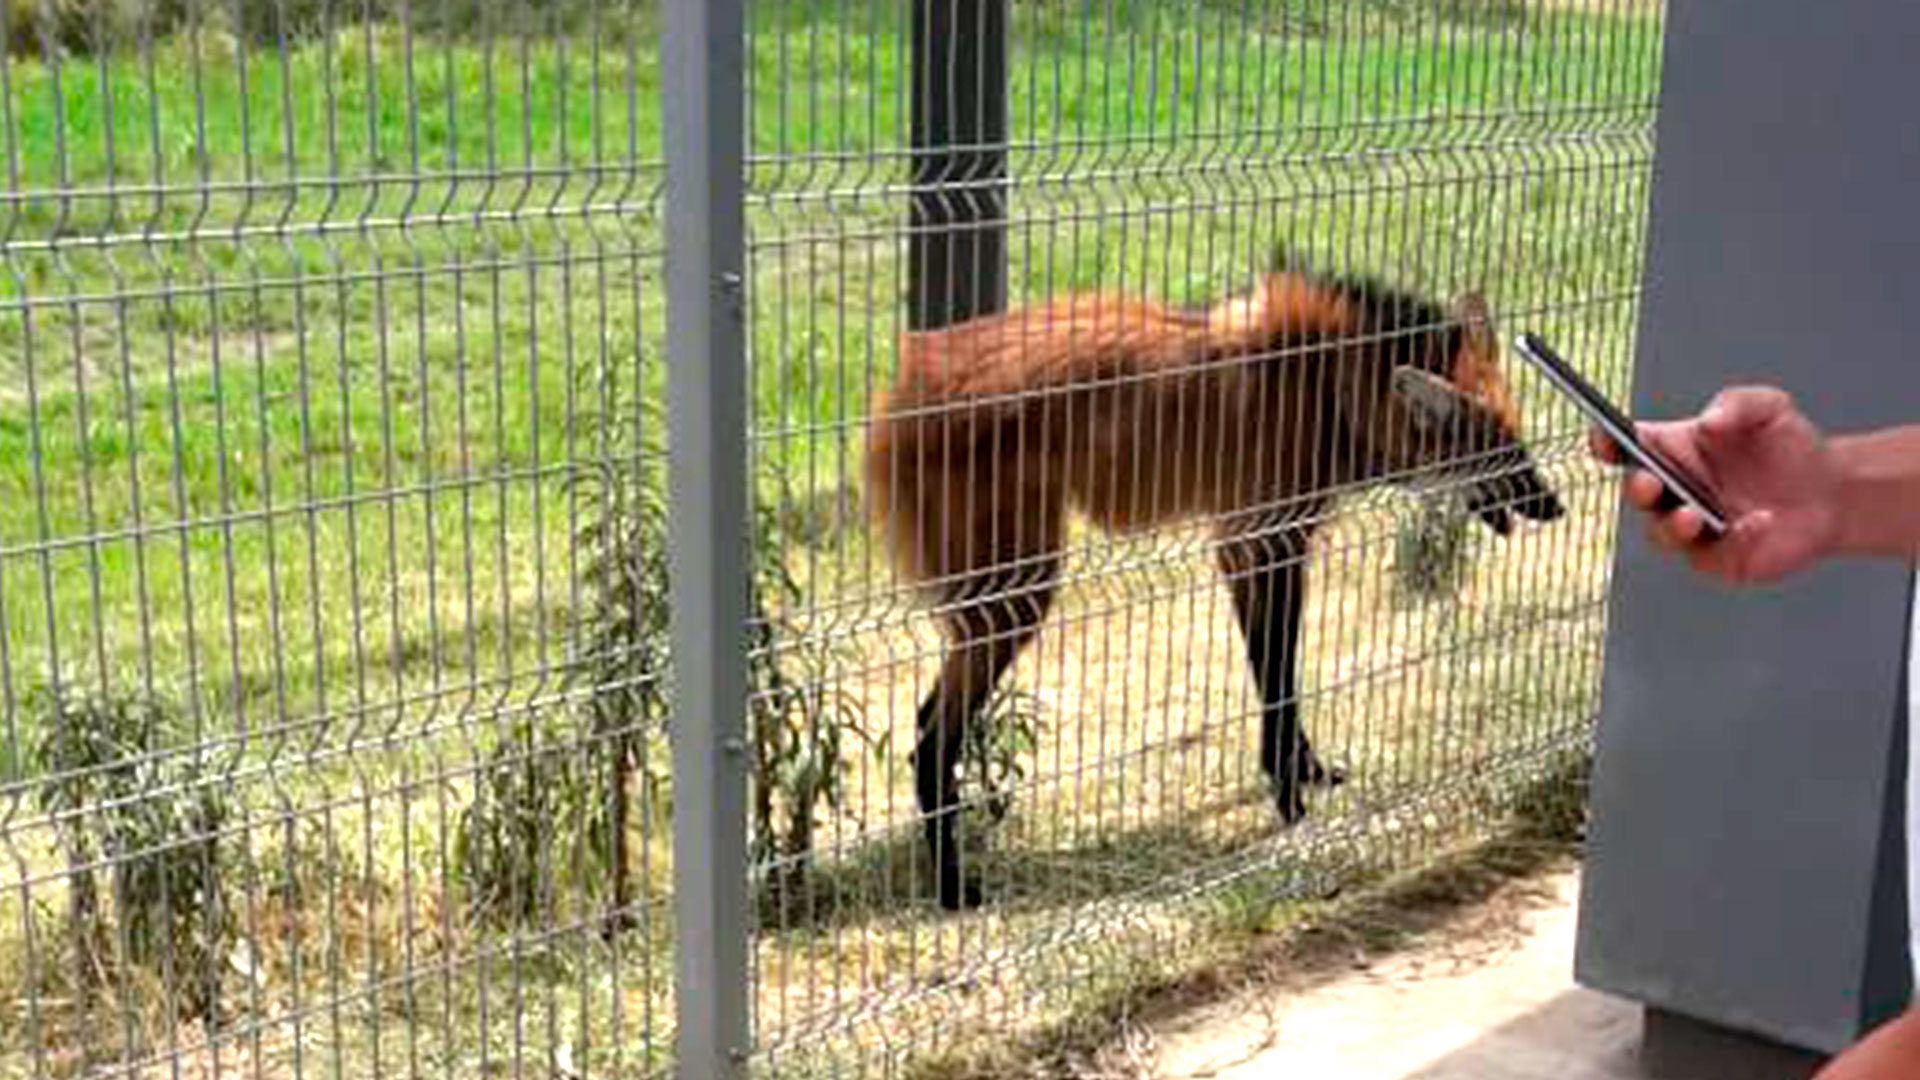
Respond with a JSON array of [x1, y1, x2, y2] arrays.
[[1397, 989, 1643, 1080]]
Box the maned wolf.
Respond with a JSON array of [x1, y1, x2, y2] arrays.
[[866, 254, 1565, 909]]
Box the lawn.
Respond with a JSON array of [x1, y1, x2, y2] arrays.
[[0, 1, 1660, 1077]]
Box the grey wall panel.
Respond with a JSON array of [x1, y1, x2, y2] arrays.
[[1573, 0, 1920, 1055]]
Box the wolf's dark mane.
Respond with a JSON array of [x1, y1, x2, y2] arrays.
[[1264, 245, 1466, 370]]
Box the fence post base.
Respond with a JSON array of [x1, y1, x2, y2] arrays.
[[1639, 1009, 1827, 1080]]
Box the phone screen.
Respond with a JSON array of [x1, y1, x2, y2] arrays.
[[1511, 332, 1730, 538]]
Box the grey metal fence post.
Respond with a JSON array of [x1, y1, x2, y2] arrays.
[[1575, 0, 1920, 1062], [661, 0, 751, 1076]]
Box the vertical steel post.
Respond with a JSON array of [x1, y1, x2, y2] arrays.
[[660, 0, 751, 1076], [910, 0, 1010, 329], [1576, 1, 1920, 1060]]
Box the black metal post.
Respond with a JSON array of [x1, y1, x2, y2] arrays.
[[909, 0, 1009, 330]]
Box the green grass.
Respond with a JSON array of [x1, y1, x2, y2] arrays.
[[0, 2, 1661, 1077], [0, 0, 1661, 763]]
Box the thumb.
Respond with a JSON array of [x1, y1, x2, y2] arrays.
[[1634, 419, 1696, 464], [1729, 507, 1775, 545], [1699, 386, 1792, 443], [1722, 508, 1791, 583]]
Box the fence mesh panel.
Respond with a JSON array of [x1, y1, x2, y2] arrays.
[[742, 0, 1656, 1073], [0, 4, 672, 1078], [0, 1, 1659, 1078]]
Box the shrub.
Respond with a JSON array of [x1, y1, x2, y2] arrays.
[[29, 680, 231, 1024], [1392, 491, 1478, 606]]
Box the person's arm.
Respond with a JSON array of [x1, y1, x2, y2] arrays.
[[1830, 425, 1920, 559], [1596, 387, 1920, 583]]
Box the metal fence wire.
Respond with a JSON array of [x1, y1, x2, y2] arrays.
[[0, 0, 1661, 1077]]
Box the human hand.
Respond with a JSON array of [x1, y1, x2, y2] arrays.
[[1589, 386, 1844, 584]]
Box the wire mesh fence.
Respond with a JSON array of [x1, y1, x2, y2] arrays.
[[0, 0, 1660, 1077]]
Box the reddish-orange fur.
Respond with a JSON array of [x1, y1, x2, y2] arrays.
[[865, 265, 1555, 909], [866, 270, 1518, 611]]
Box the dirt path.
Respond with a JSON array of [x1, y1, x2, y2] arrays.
[[1144, 870, 1649, 1080]]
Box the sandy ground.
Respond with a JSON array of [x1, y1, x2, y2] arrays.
[[1145, 869, 1653, 1080]]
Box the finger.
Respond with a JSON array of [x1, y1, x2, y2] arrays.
[[1588, 427, 1623, 463], [1641, 506, 1705, 552], [1645, 514, 1685, 552], [1700, 385, 1792, 442], [1663, 505, 1708, 547], [1716, 509, 1780, 583], [1622, 470, 1666, 510], [1685, 543, 1737, 581]]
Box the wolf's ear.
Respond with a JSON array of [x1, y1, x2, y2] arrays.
[[1268, 241, 1314, 276], [1391, 367, 1476, 433], [1452, 290, 1496, 348]]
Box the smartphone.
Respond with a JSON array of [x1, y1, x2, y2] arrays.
[[1511, 331, 1730, 539]]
